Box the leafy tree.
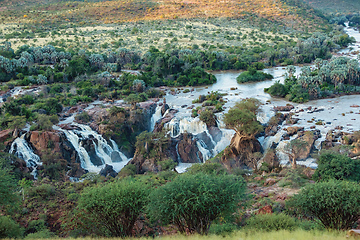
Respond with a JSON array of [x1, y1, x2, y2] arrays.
[[147, 173, 246, 235], [313, 152, 360, 182], [223, 98, 263, 138], [287, 180, 360, 230], [77, 180, 149, 237]]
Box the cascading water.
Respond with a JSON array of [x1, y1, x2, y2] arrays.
[[54, 123, 130, 173], [9, 134, 41, 177], [164, 116, 233, 165], [150, 105, 163, 131]]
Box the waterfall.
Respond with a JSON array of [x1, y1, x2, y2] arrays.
[[196, 140, 212, 162], [213, 129, 234, 154], [165, 117, 209, 138], [54, 123, 130, 173], [9, 134, 41, 177], [150, 105, 163, 132]]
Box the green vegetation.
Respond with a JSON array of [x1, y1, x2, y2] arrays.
[[148, 172, 246, 235], [287, 180, 360, 230], [237, 67, 273, 83], [78, 180, 149, 237], [265, 58, 360, 103], [223, 98, 263, 138], [313, 152, 360, 182]]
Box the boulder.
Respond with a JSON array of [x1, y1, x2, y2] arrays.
[[153, 109, 178, 133], [111, 151, 123, 162], [0, 129, 13, 143], [293, 130, 320, 161], [273, 105, 294, 112], [208, 126, 223, 143], [99, 164, 118, 178], [285, 126, 304, 136]]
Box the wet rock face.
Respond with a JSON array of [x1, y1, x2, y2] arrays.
[[153, 109, 178, 133], [161, 103, 169, 116], [99, 164, 118, 178], [177, 134, 202, 163], [25, 130, 85, 177], [221, 133, 262, 170]]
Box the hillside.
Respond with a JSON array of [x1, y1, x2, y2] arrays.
[[302, 0, 360, 14], [0, 0, 328, 31]]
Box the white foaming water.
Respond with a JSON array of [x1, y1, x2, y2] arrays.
[[213, 129, 234, 154], [9, 134, 41, 177], [196, 140, 212, 162], [166, 117, 208, 138], [54, 123, 130, 173], [176, 163, 196, 173], [150, 105, 163, 132]]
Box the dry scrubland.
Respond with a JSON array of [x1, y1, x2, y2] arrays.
[[0, 18, 297, 52], [0, 0, 326, 31]]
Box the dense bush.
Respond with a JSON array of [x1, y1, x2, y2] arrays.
[[237, 68, 273, 83], [78, 180, 149, 237], [264, 81, 288, 97], [0, 215, 23, 238], [147, 172, 246, 235], [287, 180, 360, 230], [313, 152, 360, 182]]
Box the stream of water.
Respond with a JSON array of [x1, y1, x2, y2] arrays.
[[7, 23, 360, 174]]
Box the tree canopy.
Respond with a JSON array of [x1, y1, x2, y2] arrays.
[[223, 98, 263, 138]]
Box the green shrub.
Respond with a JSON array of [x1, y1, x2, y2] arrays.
[[118, 164, 137, 178], [237, 69, 273, 83], [0, 215, 23, 238], [287, 180, 360, 230], [245, 213, 297, 231], [28, 184, 56, 200], [78, 179, 149, 237], [313, 152, 360, 182], [147, 173, 246, 235], [24, 229, 55, 239], [264, 81, 288, 97]]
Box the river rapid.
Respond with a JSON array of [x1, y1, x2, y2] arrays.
[[164, 23, 360, 171], [7, 23, 360, 175]]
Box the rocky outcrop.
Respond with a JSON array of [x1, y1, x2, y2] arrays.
[[177, 133, 202, 163], [293, 130, 321, 161], [285, 126, 304, 136], [25, 130, 85, 177], [99, 164, 118, 178], [273, 105, 294, 112], [221, 133, 262, 171], [153, 109, 178, 133]]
